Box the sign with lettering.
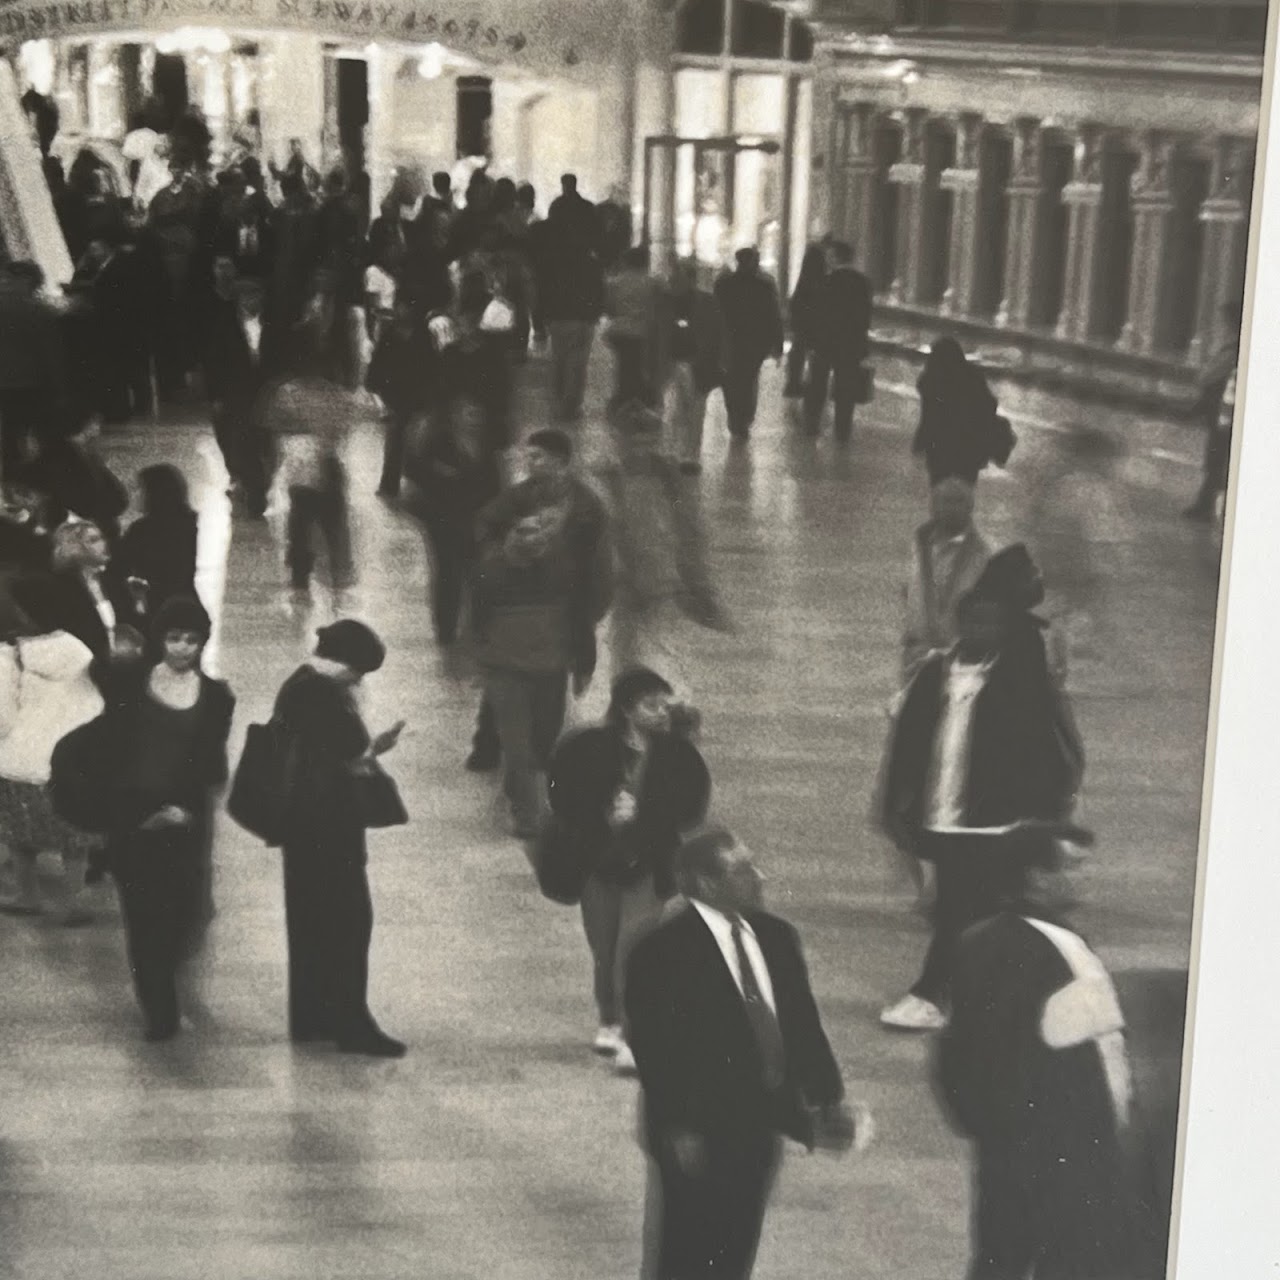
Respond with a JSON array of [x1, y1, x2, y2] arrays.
[[0, 0, 623, 77]]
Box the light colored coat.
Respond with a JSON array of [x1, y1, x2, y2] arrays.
[[902, 523, 991, 685], [0, 632, 103, 785]]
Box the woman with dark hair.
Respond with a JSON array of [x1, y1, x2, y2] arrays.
[[546, 666, 710, 1073], [785, 242, 828, 399], [97, 595, 234, 1040], [913, 337, 1016, 486], [117, 465, 199, 623]]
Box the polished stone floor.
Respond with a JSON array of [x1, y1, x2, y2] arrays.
[[0, 340, 1222, 1280]]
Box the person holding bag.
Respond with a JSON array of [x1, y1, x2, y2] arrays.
[[270, 619, 408, 1058], [94, 596, 234, 1041], [545, 667, 710, 1074]]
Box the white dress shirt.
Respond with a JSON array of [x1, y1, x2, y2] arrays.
[[925, 656, 993, 832], [82, 570, 117, 643], [690, 900, 777, 1015]]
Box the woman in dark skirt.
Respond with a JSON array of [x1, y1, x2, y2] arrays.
[[913, 337, 1015, 486], [272, 619, 406, 1057], [99, 595, 234, 1041]]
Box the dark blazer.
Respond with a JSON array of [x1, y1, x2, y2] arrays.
[[813, 266, 871, 362], [21, 442, 129, 543], [626, 904, 844, 1152], [547, 725, 710, 897], [13, 566, 141, 660], [881, 643, 1081, 848], [117, 512, 199, 621], [714, 270, 784, 366]]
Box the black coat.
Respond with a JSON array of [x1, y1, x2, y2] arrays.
[[547, 725, 710, 896], [913, 359, 1010, 485], [812, 266, 871, 361], [21, 442, 129, 543], [936, 911, 1142, 1275], [881, 644, 1082, 848], [13, 565, 141, 660], [625, 905, 844, 1152], [714, 270, 784, 365], [116, 512, 199, 622]]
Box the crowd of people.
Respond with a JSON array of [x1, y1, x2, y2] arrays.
[[0, 98, 1229, 1279]]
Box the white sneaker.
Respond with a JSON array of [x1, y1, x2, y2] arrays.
[[613, 1042, 637, 1075], [593, 1024, 624, 1056], [880, 994, 947, 1032]]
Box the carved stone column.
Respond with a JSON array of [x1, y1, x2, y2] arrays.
[[1056, 124, 1106, 342], [836, 102, 879, 273], [1189, 137, 1252, 365], [887, 107, 929, 305], [1120, 131, 1177, 355], [997, 117, 1042, 329], [940, 112, 983, 317]]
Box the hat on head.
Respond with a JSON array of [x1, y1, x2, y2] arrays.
[[963, 543, 1045, 614], [151, 594, 211, 645], [315, 619, 385, 674]]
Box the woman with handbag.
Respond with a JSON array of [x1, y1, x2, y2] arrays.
[[913, 337, 1015, 486], [546, 667, 710, 1074], [271, 619, 407, 1058], [96, 595, 234, 1041]]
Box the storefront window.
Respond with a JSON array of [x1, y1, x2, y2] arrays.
[[731, 72, 784, 272]]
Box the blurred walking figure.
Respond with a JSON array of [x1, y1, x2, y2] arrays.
[[546, 667, 710, 1074], [937, 835, 1146, 1280], [784, 243, 827, 398], [1184, 299, 1242, 521], [262, 332, 357, 600], [656, 260, 724, 474], [117, 465, 200, 628], [472, 429, 613, 839], [626, 827, 863, 1280], [901, 478, 991, 686], [367, 298, 430, 499], [0, 616, 103, 923], [802, 240, 872, 441], [98, 597, 234, 1041], [603, 405, 730, 686], [913, 338, 1016, 486], [714, 248, 784, 441], [879, 546, 1083, 1032], [22, 409, 130, 546], [272, 619, 407, 1057], [403, 357, 501, 645], [605, 246, 662, 411]]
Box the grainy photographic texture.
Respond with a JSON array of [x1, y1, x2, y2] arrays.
[[0, 0, 1265, 1275]]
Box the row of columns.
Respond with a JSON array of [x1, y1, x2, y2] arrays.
[[830, 101, 1251, 364]]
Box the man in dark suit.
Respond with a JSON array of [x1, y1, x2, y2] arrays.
[[803, 240, 871, 441], [625, 826, 866, 1280], [714, 249, 784, 440]]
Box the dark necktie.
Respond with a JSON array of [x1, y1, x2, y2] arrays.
[[730, 916, 786, 1091]]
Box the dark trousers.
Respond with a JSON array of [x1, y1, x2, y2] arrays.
[[549, 320, 595, 420], [213, 400, 270, 514], [723, 355, 765, 437], [803, 352, 860, 439], [0, 388, 52, 479], [968, 1151, 1136, 1280], [420, 513, 472, 644], [783, 338, 811, 396], [911, 835, 1016, 1007], [112, 829, 204, 1036], [378, 408, 412, 496], [609, 334, 654, 408], [485, 667, 568, 835], [652, 1132, 782, 1280], [287, 483, 354, 590], [282, 845, 375, 1042]]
